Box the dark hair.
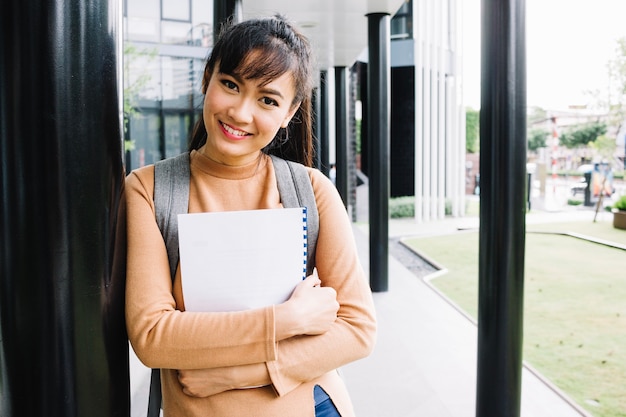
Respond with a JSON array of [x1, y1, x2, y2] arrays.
[[188, 16, 315, 166]]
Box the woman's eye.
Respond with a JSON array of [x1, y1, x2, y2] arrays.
[[261, 97, 278, 107], [222, 80, 238, 90]]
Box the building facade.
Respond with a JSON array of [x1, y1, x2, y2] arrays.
[[388, 0, 466, 221]]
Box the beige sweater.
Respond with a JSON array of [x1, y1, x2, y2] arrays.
[[125, 149, 377, 417]]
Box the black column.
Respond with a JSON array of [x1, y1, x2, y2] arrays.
[[319, 70, 331, 176], [476, 1, 527, 416], [335, 67, 350, 207], [0, 0, 128, 416], [366, 13, 390, 292], [213, 0, 243, 41], [312, 82, 322, 170]]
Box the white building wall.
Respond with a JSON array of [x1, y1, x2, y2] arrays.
[[413, 0, 466, 222]]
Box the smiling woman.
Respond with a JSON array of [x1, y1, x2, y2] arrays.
[[125, 15, 376, 417]]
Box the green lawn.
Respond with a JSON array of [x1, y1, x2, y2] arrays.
[[402, 219, 626, 417]]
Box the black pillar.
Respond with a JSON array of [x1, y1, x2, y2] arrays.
[[319, 70, 331, 176], [366, 13, 390, 292], [0, 0, 128, 416], [335, 66, 350, 208], [476, 1, 527, 416], [213, 0, 243, 41], [312, 82, 322, 170]]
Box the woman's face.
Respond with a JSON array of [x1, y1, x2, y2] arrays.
[[201, 63, 298, 166]]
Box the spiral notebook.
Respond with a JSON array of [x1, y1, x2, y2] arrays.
[[177, 207, 308, 312]]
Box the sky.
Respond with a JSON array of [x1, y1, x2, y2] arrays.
[[462, 0, 626, 110]]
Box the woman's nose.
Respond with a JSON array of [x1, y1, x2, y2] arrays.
[[227, 98, 254, 124]]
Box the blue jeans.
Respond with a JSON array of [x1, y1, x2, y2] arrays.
[[314, 385, 341, 417]]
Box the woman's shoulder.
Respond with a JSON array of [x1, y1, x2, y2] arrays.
[[126, 164, 156, 196], [306, 166, 335, 189]]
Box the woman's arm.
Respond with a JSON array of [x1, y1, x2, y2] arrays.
[[265, 170, 377, 396]]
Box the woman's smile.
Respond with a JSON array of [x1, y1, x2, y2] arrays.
[[220, 121, 251, 140]]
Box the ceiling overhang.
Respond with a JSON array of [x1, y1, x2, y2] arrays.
[[241, 0, 405, 68]]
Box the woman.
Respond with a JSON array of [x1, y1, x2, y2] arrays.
[[125, 16, 376, 417]]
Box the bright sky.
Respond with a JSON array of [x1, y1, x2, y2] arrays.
[[462, 0, 626, 110]]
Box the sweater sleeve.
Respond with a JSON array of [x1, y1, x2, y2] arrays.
[[125, 166, 278, 370], [266, 169, 377, 396]]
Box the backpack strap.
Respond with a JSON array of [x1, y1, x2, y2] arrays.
[[149, 152, 190, 417], [270, 154, 318, 275], [154, 152, 190, 279]]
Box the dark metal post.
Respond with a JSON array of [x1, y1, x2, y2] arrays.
[[213, 0, 243, 41], [476, 1, 527, 416], [366, 13, 391, 292], [0, 0, 128, 415], [335, 66, 350, 207], [312, 82, 322, 170], [319, 70, 331, 177]]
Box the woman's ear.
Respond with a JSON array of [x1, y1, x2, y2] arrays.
[[281, 103, 301, 128]]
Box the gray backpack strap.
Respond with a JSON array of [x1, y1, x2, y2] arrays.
[[154, 152, 190, 279], [150, 151, 190, 417], [270, 155, 319, 275]]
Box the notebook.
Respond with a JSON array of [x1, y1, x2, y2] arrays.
[[177, 207, 308, 312]]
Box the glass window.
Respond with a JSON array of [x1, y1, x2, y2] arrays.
[[161, 20, 192, 44], [128, 111, 160, 169], [162, 0, 190, 21], [126, 0, 160, 42], [391, 0, 413, 40], [164, 113, 192, 158]]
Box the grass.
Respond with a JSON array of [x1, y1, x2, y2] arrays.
[[402, 219, 626, 417]]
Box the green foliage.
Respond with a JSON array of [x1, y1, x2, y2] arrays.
[[608, 37, 626, 107], [123, 43, 157, 118], [614, 195, 626, 211], [389, 196, 414, 218], [559, 122, 607, 149], [465, 108, 479, 153], [589, 135, 617, 161], [567, 199, 583, 206], [527, 128, 549, 151]]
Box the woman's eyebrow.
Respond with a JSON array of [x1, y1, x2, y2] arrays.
[[259, 87, 284, 99]]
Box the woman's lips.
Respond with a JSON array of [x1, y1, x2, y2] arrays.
[[220, 121, 250, 140]]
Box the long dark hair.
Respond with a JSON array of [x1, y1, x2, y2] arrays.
[[188, 16, 315, 166]]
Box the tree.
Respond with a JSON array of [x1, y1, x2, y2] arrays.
[[608, 37, 626, 111], [123, 43, 157, 152], [559, 122, 607, 149], [466, 107, 479, 153], [527, 128, 548, 151], [589, 135, 616, 161]]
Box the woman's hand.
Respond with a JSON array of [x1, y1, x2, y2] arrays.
[[275, 272, 339, 340], [177, 363, 270, 397]]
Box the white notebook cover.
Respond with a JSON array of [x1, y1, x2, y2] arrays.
[[177, 207, 307, 312]]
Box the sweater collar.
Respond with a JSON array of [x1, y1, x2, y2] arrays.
[[190, 148, 268, 180]]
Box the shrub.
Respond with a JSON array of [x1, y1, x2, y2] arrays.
[[568, 199, 583, 206], [389, 196, 415, 218], [614, 195, 626, 211]]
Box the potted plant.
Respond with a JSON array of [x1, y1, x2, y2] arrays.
[[612, 195, 626, 230]]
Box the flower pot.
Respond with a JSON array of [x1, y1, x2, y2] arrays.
[[613, 209, 626, 230]]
